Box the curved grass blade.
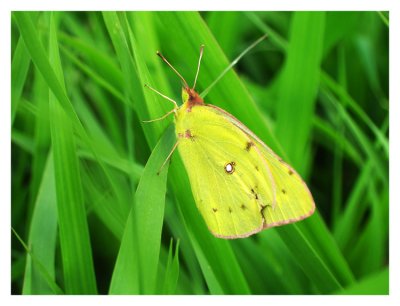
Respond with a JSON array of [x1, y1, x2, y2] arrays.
[[109, 124, 174, 294], [12, 228, 63, 294], [22, 153, 58, 294], [11, 37, 31, 127], [47, 12, 97, 294], [161, 239, 180, 294], [335, 267, 388, 295]]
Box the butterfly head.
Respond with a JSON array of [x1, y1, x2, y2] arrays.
[[182, 87, 204, 109]]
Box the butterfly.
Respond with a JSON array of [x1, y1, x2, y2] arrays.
[[145, 40, 315, 239]]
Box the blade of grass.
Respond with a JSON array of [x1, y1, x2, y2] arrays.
[[48, 12, 97, 294], [271, 12, 355, 292], [163, 198, 206, 294], [313, 115, 362, 166], [109, 124, 174, 294], [103, 12, 170, 149], [275, 11, 325, 172], [11, 37, 31, 126], [234, 232, 308, 294], [13, 12, 79, 125], [58, 32, 124, 94], [244, 12, 288, 51], [331, 45, 347, 227], [60, 45, 124, 102], [206, 12, 243, 59], [321, 73, 389, 158], [29, 67, 51, 229], [102, 13, 136, 180], [335, 267, 388, 295], [347, 181, 388, 277], [22, 153, 57, 294], [161, 239, 180, 294], [248, 11, 389, 159], [12, 109, 143, 183], [12, 228, 63, 294], [11, 129, 34, 154], [377, 11, 389, 27], [14, 11, 128, 238], [322, 91, 387, 184]]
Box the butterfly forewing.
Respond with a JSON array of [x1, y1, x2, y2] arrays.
[[205, 104, 315, 228]]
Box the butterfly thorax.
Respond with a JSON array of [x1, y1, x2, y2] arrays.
[[175, 87, 205, 139]]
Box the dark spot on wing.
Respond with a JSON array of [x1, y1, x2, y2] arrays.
[[245, 141, 254, 151], [255, 165, 259, 171], [288, 169, 294, 175], [229, 207, 233, 213], [185, 129, 195, 141], [281, 189, 286, 194], [251, 188, 259, 200], [241, 204, 246, 210], [212, 208, 218, 212]]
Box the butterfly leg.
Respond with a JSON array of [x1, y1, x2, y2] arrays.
[[157, 138, 180, 175], [142, 108, 176, 123]]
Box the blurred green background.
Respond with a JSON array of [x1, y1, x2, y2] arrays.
[[11, 11, 389, 295]]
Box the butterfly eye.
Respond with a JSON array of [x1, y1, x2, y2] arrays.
[[224, 162, 235, 174]]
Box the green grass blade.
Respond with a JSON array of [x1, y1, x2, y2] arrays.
[[109, 124, 174, 294], [333, 161, 374, 251], [206, 12, 243, 58], [13, 12, 78, 123], [14, 11, 130, 232], [162, 239, 180, 294], [245, 12, 288, 51], [275, 11, 325, 171], [48, 12, 97, 294], [335, 267, 388, 295], [324, 93, 387, 184], [22, 153, 57, 294], [30, 68, 51, 227], [377, 11, 389, 27], [58, 32, 124, 94], [321, 73, 389, 158], [12, 228, 63, 294], [60, 45, 124, 102], [49, 99, 97, 294], [11, 37, 31, 126]]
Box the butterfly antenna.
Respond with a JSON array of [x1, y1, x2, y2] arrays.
[[200, 34, 268, 98], [157, 51, 189, 89], [193, 44, 205, 90]]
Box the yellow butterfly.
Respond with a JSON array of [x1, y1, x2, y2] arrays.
[[145, 41, 315, 239]]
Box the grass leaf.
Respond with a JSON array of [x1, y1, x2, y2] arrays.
[[109, 124, 174, 294], [48, 12, 97, 294]]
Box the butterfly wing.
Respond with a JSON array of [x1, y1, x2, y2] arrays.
[[175, 105, 277, 238], [175, 103, 315, 238], [206, 105, 315, 229]]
